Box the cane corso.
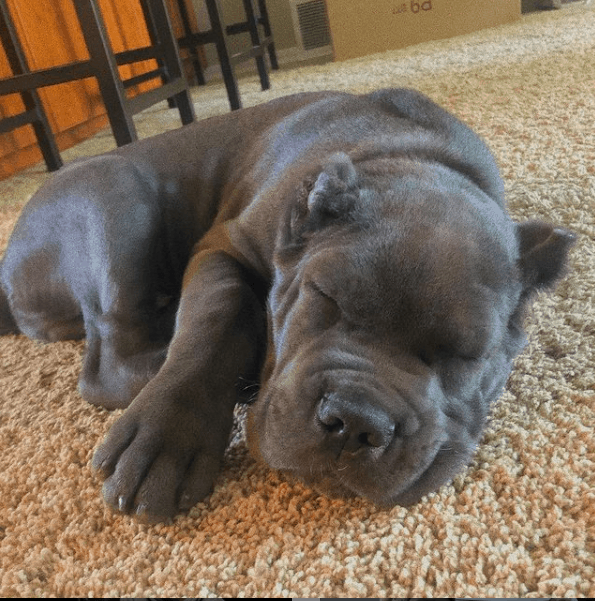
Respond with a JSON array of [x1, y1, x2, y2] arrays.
[[0, 89, 575, 521]]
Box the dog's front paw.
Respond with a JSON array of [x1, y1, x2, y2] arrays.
[[92, 395, 228, 522]]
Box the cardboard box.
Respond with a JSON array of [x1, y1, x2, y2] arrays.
[[325, 0, 521, 62]]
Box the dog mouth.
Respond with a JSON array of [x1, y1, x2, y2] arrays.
[[275, 428, 451, 507], [288, 435, 472, 507], [247, 395, 477, 508], [247, 352, 483, 507]]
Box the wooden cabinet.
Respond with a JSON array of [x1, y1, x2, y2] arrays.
[[0, 0, 188, 179]]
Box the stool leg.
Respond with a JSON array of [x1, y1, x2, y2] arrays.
[[0, 0, 62, 170], [144, 0, 195, 124], [27, 94, 63, 171], [72, 0, 137, 145], [174, 0, 206, 86], [205, 0, 242, 110], [139, 0, 176, 108], [242, 0, 270, 91], [257, 0, 278, 70]]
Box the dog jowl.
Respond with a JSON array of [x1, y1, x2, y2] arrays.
[[0, 89, 575, 520]]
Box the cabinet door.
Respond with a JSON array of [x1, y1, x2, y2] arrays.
[[0, 0, 159, 179]]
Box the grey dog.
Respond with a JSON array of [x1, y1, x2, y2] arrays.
[[0, 89, 575, 521]]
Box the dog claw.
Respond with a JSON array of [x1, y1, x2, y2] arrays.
[[118, 496, 128, 513], [96, 460, 109, 475]]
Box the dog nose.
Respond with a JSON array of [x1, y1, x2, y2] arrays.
[[317, 392, 402, 454]]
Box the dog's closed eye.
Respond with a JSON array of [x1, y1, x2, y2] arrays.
[[306, 282, 342, 330]]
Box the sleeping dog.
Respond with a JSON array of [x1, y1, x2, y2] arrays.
[[0, 89, 575, 520]]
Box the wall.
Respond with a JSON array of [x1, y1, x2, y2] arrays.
[[326, 0, 521, 62]]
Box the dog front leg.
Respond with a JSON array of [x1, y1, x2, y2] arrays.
[[92, 250, 266, 521]]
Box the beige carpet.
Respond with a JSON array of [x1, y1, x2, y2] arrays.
[[1, 4, 595, 597]]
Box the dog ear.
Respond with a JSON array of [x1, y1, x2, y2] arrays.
[[516, 220, 576, 291], [304, 153, 359, 229], [288, 153, 360, 244]]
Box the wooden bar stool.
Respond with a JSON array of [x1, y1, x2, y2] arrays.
[[0, 0, 63, 170], [226, 0, 279, 86], [174, 0, 278, 111], [0, 0, 196, 171]]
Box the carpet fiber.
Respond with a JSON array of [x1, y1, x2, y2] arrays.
[[1, 4, 594, 597]]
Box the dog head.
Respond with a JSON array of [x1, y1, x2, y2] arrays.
[[246, 153, 575, 506]]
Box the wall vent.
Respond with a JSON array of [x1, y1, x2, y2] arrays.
[[289, 0, 332, 55]]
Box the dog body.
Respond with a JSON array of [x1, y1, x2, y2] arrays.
[[0, 89, 574, 520]]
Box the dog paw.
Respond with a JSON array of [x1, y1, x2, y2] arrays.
[[92, 396, 228, 522]]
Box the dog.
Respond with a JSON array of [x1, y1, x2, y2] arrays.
[[0, 89, 575, 521]]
